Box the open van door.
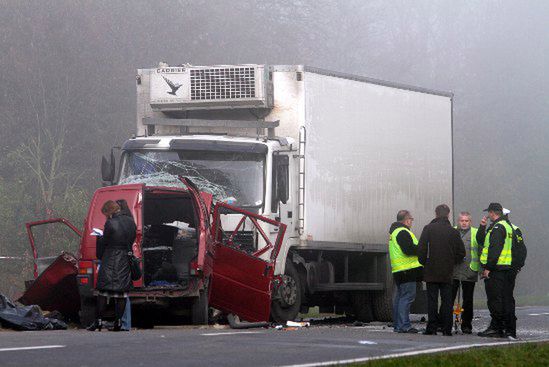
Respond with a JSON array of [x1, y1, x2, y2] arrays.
[[19, 218, 82, 318], [209, 202, 286, 322]]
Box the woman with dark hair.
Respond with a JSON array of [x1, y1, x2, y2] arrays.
[[87, 200, 136, 331]]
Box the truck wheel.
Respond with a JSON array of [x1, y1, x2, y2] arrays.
[[271, 261, 302, 323], [191, 289, 209, 325], [79, 296, 96, 328], [351, 292, 374, 322], [372, 288, 393, 322]]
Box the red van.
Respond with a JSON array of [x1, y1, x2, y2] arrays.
[[22, 179, 286, 326]]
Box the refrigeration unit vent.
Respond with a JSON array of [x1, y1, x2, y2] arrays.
[[190, 67, 256, 100], [148, 64, 273, 111]]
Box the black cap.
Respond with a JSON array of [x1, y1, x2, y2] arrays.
[[483, 202, 503, 212]]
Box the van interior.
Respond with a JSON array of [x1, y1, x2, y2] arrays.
[[141, 191, 198, 288]]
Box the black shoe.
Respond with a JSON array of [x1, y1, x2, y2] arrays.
[[461, 327, 473, 334], [86, 319, 102, 331], [423, 329, 437, 335], [110, 319, 122, 332], [504, 331, 518, 340], [478, 328, 503, 338], [443, 331, 453, 336], [399, 327, 419, 334]]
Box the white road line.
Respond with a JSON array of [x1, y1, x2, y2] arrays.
[[201, 331, 264, 336], [528, 313, 549, 316], [0, 345, 65, 352], [280, 338, 549, 367], [358, 340, 378, 345]]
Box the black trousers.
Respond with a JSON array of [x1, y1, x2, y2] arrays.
[[426, 282, 453, 334], [452, 280, 476, 330], [485, 269, 517, 334]]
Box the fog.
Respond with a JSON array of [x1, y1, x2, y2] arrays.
[[0, 1, 547, 299]]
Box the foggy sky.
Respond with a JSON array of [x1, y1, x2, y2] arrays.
[[0, 0, 548, 297]]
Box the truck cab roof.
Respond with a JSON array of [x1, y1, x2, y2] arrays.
[[121, 135, 295, 152]]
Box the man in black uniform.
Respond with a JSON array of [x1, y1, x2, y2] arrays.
[[476, 203, 524, 339]]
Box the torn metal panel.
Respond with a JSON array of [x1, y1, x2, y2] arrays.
[[18, 252, 80, 318]]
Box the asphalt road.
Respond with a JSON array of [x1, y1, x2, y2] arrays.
[[1, 306, 548, 367]]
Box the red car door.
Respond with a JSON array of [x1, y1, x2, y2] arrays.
[[208, 202, 286, 322]]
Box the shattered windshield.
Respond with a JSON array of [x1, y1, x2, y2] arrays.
[[119, 150, 265, 209]]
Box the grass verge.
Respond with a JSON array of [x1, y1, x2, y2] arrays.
[[352, 341, 549, 367]]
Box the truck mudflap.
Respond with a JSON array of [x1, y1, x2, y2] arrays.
[[19, 218, 83, 318], [209, 202, 286, 323], [18, 252, 80, 318]]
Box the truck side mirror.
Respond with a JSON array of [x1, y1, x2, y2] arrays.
[[271, 155, 289, 212], [101, 150, 116, 183]]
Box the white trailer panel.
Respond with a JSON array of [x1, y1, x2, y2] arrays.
[[302, 71, 453, 245]]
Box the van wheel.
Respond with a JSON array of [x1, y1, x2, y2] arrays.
[[192, 289, 209, 325], [79, 296, 96, 328], [271, 261, 301, 323]]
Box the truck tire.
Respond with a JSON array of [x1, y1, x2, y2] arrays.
[[372, 274, 394, 322], [372, 289, 393, 322], [271, 261, 302, 323], [191, 289, 209, 325], [79, 296, 96, 328], [351, 292, 374, 322]]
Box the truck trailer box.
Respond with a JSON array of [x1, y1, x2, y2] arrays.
[[136, 65, 453, 248]]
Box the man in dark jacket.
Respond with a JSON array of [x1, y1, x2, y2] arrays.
[[450, 211, 481, 334], [388, 210, 423, 333], [418, 204, 465, 336]]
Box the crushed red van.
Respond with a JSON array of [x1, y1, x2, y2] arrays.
[[21, 178, 286, 326]]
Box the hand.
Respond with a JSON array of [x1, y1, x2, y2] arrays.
[[480, 216, 488, 226], [481, 269, 490, 279]]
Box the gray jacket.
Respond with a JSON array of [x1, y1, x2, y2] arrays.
[[453, 228, 479, 282]]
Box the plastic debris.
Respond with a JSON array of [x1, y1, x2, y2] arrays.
[[286, 320, 310, 328]]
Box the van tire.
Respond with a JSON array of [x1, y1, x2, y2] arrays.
[[191, 289, 209, 325], [79, 296, 96, 328], [271, 261, 301, 323]]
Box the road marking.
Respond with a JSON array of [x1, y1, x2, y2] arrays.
[[358, 340, 378, 345], [528, 313, 549, 316], [279, 338, 549, 367], [201, 331, 264, 336], [0, 345, 65, 352]]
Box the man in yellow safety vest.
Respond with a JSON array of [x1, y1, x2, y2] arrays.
[[388, 210, 423, 333]]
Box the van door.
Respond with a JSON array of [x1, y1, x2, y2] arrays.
[[209, 202, 286, 322]]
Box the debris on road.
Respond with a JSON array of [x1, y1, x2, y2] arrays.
[[286, 320, 310, 328], [0, 294, 67, 331]]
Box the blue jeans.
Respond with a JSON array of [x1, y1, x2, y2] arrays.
[[393, 281, 417, 332], [121, 298, 131, 331]]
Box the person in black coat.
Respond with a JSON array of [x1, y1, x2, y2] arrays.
[[417, 204, 466, 336], [87, 200, 137, 331]]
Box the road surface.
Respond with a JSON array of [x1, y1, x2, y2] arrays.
[[1, 306, 548, 366]]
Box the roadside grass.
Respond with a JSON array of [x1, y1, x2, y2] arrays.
[[352, 342, 549, 367]]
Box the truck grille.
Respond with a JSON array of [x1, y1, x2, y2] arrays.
[[190, 67, 256, 100]]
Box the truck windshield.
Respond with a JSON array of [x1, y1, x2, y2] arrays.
[[119, 150, 265, 209]]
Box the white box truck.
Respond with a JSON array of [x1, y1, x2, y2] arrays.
[[102, 64, 453, 322]]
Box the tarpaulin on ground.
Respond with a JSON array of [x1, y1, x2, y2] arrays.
[[0, 294, 67, 331]]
